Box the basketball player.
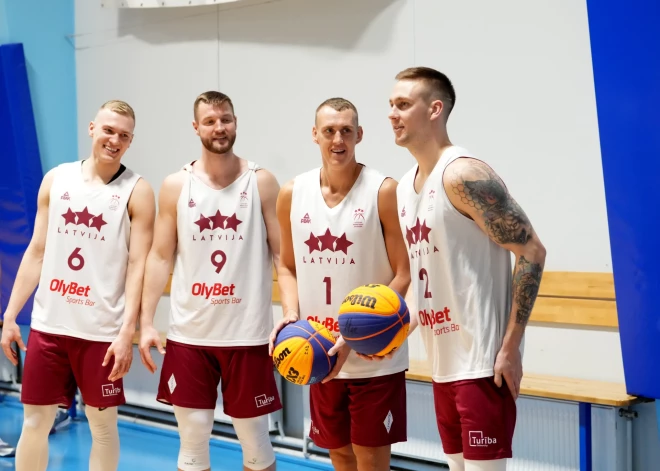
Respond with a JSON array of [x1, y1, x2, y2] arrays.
[[0, 100, 156, 471], [389, 67, 547, 470], [138, 91, 282, 471], [268, 98, 411, 471], [0, 262, 16, 459]]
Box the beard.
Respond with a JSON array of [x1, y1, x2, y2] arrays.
[[201, 134, 236, 155]]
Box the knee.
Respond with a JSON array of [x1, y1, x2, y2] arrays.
[[174, 407, 214, 471], [329, 445, 357, 468], [353, 445, 391, 471], [22, 405, 58, 436], [232, 416, 275, 471], [85, 407, 118, 443]]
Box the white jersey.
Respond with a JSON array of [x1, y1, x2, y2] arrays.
[[291, 165, 409, 379], [167, 161, 273, 347], [397, 146, 514, 383], [31, 161, 141, 341]]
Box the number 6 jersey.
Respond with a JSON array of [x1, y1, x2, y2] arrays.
[[167, 161, 273, 347], [31, 161, 141, 342], [290, 165, 409, 380]]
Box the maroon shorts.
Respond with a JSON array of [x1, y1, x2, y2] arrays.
[[21, 329, 125, 409], [309, 371, 407, 449], [156, 340, 282, 418], [433, 376, 516, 460]]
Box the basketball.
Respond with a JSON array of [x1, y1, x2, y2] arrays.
[[272, 319, 337, 385], [338, 284, 410, 356]]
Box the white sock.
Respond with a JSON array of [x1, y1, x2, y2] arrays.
[[465, 458, 508, 471], [446, 452, 465, 471], [85, 406, 120, 471], [15, 404, 59, 471]]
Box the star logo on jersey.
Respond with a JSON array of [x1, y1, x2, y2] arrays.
[[60, 206, 107, 232], [400, 206, 406, 218], [194, 211, 242, 232], [405, 217, 432, 247], [304, 229, 353, 254]]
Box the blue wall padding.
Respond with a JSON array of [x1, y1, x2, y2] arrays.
[[586, 1, 660, 399], [0, 42, 43, 325]]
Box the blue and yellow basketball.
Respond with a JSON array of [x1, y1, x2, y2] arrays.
[[272, 319, 337, 385], [338, 284, 410, 356]]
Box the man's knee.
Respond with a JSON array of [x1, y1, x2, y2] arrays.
[[352, 444, 391, 471], [232, 415, 275, 471], [174, 407, 214, 471], [22, 405, 59, 436], [85, 406, 118, 442], [328, 445, 357, 469]]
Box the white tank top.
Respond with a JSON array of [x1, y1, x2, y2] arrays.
[[291, 165, 409, 379], [31, 161, 141, 341], [397, 146, 514, 383], [167, 161, 273, 347]]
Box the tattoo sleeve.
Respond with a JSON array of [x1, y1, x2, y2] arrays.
[[450, 159, 544, 326], [512, 255, 543, 326], [450, 161, 532, 245]]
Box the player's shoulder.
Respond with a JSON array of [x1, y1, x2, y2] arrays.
[[443, 154, 500, 185], [155, 168, 188, 205], [289, 166, 320, 195], [293, 166, 321, 182], [253, 164, 279, 187]]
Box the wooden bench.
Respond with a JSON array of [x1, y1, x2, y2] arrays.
[[406, 360, 640, 471], [402, 271, 627, 471]]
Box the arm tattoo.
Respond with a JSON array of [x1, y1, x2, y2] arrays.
[[450, 161, 533, 245], [512, 255, 543, 326]]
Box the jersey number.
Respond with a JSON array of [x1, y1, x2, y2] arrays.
[[419, 268, 432, 298], [211, 250, 227, 274], [68, 248, 85, 271], [323, 277, 331, 305]]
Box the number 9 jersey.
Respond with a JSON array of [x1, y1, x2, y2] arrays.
[[31, 161, 142, 342], [167, 161, 273, 347], [290, 165, 409, 380]]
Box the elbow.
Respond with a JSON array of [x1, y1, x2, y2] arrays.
[[525, 238, 547, 268]]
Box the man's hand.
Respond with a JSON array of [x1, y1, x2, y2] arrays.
[[138, 325, 166, 374], [494, 345, 522, 400], [268, 310, 299, 356], [0, 321, 26, 366], [356, 349, 397, 362], [322, 336, 351, 383], [103, 330, 134, 382]]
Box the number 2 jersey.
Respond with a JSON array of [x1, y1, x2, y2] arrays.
[[290, 165, 409, 380], [31, 161, 142, 342], [396, 146, 514, 383], [167, 161, 273, 347]]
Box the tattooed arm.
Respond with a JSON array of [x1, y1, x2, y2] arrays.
[[442, 157, 546, 399]]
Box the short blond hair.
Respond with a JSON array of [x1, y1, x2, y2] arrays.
[[194, 91, 234, 120], [99, 100, 135, 122], [315, 97, 359, 125]]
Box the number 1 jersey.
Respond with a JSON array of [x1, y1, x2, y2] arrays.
[[31, 161, 141, 342], [290, 165, 409, 380]]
